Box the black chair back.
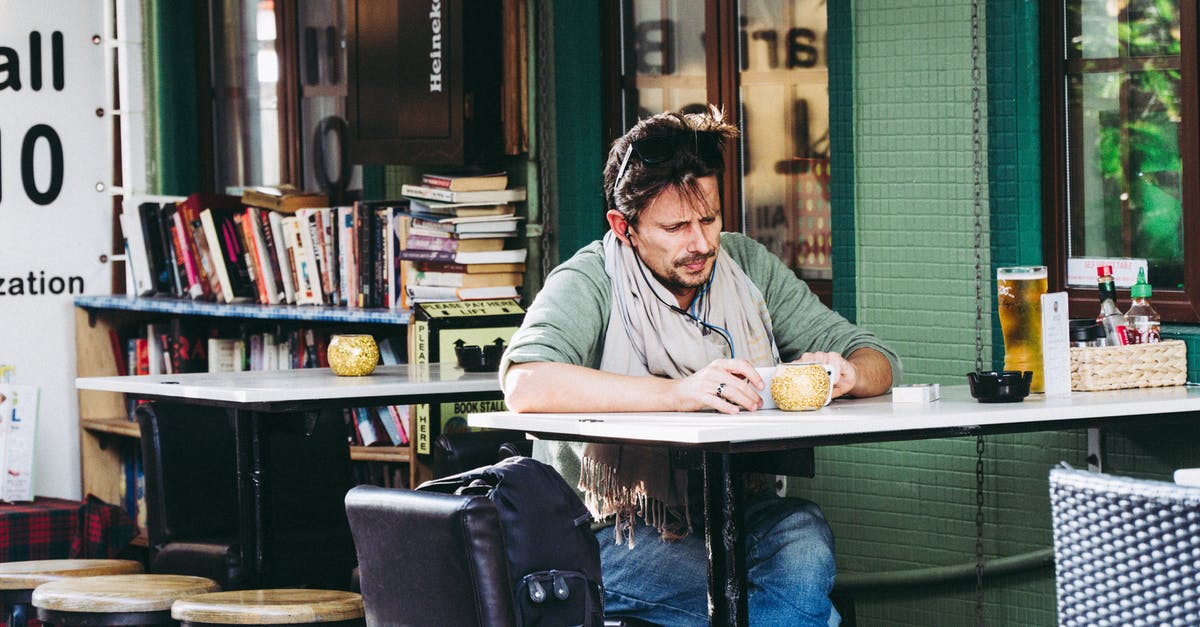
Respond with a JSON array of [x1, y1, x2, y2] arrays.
[[345, 484, 517, 627], [433, 429, 532, 478], [137, 402, 244, 588], [137, 402, 357, 590], [1050, 465, 1200, 626], [138, 402, 239, 542]]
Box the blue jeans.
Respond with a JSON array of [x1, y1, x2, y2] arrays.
[[598, 496, 839, 626]]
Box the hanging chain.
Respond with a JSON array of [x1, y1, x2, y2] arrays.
[[971, 0, 985, 374], [975, 434, 985, 624], [970, 0, 986, 624]]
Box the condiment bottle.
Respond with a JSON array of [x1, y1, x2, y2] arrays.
[[1125, 268, 1160, 344], [1095, 265, 1130, 345]]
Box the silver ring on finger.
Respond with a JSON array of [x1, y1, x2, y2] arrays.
[[716, 382, 727, 401]]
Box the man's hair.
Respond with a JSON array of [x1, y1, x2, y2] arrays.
[[602, 105, 738, 228]]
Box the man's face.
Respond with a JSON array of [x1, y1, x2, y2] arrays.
[[626, 175, 723, 302]]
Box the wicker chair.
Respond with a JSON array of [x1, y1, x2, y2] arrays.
[[1049, 465, 1200, 626]]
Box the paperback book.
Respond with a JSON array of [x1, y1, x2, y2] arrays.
[[400, 184, 526, 205], [397, 248, 527, 265], [241, 185, 330, 214], [408, 214, 523, 236], [419, 170, 508, 192], [407, 198, 515, 218]]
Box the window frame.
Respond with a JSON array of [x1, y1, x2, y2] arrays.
[[1041, 0, 1200, 322]]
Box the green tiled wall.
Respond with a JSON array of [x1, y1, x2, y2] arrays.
[[551, 1, 606, 261], [819, 0, 1068, 624], [850, 0, 989, 384], [829, 0, 857, 321]]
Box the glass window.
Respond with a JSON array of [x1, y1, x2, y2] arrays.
[[296, 0, 360, 199], [619, 1, 708, 125], [209, 0, 281, 191], [738, 0, 829, 279], [1064, 0, 1183, 289]]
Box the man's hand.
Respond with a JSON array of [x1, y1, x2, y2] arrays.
[[795, 348, 893, 400], [673, 358, 765, 414]]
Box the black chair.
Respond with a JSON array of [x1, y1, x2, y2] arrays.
[[137, 402, 357, 590], [345, 484, 656, 627], [432, 429, 533, 478], [1049, 465, 1200, 626], [345, 485, 516, 626], [137, 402, 243, 588]]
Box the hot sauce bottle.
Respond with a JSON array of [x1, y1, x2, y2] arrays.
[[1125, 268, 1160, 344], [1095, 265, 1130, 346]]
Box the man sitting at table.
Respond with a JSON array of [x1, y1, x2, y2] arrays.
[[500, 106, 900, 626]]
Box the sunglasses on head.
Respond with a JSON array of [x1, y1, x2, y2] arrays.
[[614, 128, 724, 191]]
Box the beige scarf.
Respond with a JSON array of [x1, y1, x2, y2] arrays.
[[582, 231, 778, 546]]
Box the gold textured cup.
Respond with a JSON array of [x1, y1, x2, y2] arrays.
[[771, 363, 838, 411], [327, 334, 379, 376]]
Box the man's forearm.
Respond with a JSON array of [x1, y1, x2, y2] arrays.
[[504, 362, 680, 413], [846, 347, 894, 397]]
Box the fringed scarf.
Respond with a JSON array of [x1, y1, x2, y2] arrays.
[[583, 231, 779, 546]]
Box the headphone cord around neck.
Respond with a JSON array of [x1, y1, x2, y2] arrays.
[[628, 244, 735, 358]]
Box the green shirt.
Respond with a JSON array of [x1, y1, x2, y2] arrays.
[[499, 232, 902, 489]]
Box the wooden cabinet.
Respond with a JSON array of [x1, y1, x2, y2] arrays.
[[73, 295, 422, 543], [345, 0, 506, 165]]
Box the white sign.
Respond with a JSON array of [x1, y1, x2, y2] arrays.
[[1041, 292, 1071, 397], [1067, 257, 1149, 288], [0, 3, 110, 499], [0, 385, 39, 502]]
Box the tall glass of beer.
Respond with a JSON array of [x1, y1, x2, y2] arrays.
[[996, 266, 1048, 393]]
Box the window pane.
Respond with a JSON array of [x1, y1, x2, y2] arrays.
[[1075, 0, 1118, 59], [1125, 0, 1180, 57], [297, 0, 361, 196], [209, 0, 281, 190], [1066, 0, 1183, 290], [625, 1, 707, 119], [738, 0, 829, 279]]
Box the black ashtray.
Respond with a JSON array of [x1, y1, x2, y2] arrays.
[[966, 370, 1032, 403], [454, 338, 507, 372]]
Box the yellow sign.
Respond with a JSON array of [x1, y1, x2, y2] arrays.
[[420, 299, 524, 318]]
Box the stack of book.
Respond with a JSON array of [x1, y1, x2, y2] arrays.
[[399, 170, 527, 305]]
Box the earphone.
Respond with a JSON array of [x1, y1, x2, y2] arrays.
[[625, 225, 736, 357]]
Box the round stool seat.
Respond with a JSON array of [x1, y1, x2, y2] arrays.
[[0, 559, 143, 591], [172, 589, 364, 625], [33, 574, 219, 625]]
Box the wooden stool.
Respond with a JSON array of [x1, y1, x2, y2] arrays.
[[0, 559, 143, 627], [171, 590, 364, 626], [32, 574, 219, 626]]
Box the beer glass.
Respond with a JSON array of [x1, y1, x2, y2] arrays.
[[996, 266, 1048, 393]]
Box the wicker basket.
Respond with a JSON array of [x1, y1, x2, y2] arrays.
[[1069, 339, 1187, 391]]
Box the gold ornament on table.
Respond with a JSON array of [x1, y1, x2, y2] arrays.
[[771, 362, 841, 411], [327, 334, 379, 376]]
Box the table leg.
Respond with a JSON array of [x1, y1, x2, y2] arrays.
[[703, 451, 748, 627], [232, 408, 265, 587]]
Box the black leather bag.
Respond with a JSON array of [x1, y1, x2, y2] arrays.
[[418, 456, 604, 627]]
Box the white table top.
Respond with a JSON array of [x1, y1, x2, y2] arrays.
[[75, 364, 501, 405], [469, 385, 1200, 446]]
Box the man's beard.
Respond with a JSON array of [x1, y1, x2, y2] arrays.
[[652, 251, 715, 292]]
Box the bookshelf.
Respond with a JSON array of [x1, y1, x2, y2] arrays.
[[73, 295, 419, 543]]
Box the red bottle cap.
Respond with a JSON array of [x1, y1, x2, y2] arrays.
[[1097, 265, 1113, 277]]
